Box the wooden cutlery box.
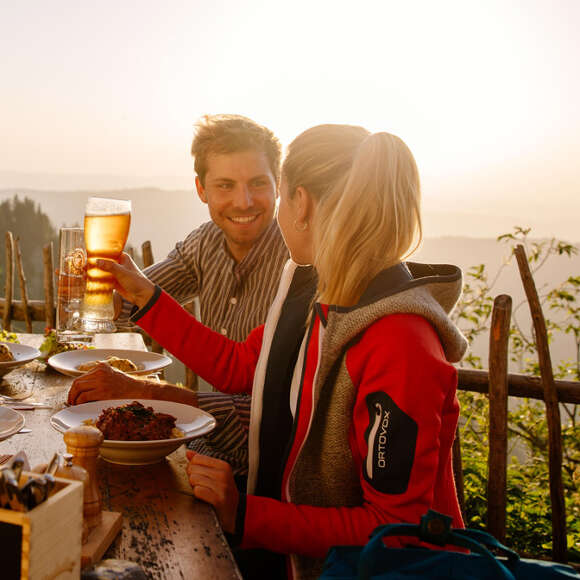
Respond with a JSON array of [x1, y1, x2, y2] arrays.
[[0, 473, 83, 579]]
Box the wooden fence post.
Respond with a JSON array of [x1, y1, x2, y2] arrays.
[[43, 242, 56, 330], [514, 244, 567, 563], [14, 237, 32, 332], [3, 232, 15, 331], [487, 294, 512, 542], [141, 241, 154, 268]]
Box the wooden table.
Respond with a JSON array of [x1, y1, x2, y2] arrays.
[[0, 333, 242, 580]]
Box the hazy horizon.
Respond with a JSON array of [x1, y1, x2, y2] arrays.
[[1, 185, 578, 259]]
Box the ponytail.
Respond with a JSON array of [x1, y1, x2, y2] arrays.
[[283, 126, 422, 306]]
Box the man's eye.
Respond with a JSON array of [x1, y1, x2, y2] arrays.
[[218, 183, 232, 190]]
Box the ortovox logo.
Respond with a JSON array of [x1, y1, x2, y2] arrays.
[[363, 391, 417, 494]]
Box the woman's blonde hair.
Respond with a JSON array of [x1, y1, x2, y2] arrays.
[[282, 124, 422, 306]]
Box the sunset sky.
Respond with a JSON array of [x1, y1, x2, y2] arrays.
[[1, 0, 579, 240]]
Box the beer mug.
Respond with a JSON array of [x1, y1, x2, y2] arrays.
[[56, 227, 89, 341], [79, 197, 131, 333]]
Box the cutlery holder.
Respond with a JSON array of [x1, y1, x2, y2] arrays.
[[0, 473, 83, 579]]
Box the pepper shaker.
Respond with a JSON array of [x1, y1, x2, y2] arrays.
[[64, 425, 104, 531], [55, 453, 91, 543]]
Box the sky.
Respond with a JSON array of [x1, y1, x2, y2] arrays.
[[1, 0, 579, 240]]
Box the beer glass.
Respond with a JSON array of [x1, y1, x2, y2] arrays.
[[79, 197, 131, 333], [56, 227, 89, 342]]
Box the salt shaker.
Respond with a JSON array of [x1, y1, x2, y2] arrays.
[[64, 425, 104, 531]]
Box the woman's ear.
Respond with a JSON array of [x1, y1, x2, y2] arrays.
[[294, 186, 315, 222]]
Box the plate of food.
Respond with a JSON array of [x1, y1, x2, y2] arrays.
[[47, 348, 173, 377], [0, 341, 41, 378], [50, 399, 216, 465], [0, 406, 25, 439]]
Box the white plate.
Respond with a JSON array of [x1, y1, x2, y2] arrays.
[[50, 399, 216, 465], [0, 342, 41, 378], [0, 406, 25, 439], [48, 348, 172, 377]]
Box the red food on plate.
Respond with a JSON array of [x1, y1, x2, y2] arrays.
[[95, 401, 177, 441]]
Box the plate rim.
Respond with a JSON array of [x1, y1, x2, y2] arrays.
[[0, 341, 41, 367], [50, 398, 216, 445], [47, 348, 173, 377], [0, 406, 25, 439]]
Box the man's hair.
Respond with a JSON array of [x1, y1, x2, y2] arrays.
[[191, 114, 282, 185]]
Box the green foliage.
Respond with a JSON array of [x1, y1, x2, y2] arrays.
[[454, 227, 580, 561], [0, 195, 58, 300], [0, 329, 19, 343]]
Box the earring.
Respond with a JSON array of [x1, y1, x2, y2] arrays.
[[294, 220, 308, 232]]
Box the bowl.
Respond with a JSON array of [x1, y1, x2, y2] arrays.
[[50, 399, 216, 465]]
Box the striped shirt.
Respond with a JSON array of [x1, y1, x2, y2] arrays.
[[123, 219, 288, 341], [124, 219, 288, 477]]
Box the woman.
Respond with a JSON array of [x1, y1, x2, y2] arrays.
[[69, 124, 467, 580]]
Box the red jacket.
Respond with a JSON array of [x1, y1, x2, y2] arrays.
[[135, 261, 467, 580]]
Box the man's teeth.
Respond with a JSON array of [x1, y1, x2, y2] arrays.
[[230, 216, 257, 223]]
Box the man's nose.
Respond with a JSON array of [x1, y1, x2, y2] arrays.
[[232, 184, 253, 209]]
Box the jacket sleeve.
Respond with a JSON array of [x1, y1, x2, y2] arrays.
[[118, 229, 203, 321], [240, 313, 459, 558], [134, 288, 264, 394]]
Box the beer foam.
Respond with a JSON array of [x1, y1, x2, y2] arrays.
[[85, 197, 131, 216]]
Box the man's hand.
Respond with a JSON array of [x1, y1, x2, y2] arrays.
[[68, 362, 143, 405], [96, 253, 155, 310], [186, 450, 239, 534]]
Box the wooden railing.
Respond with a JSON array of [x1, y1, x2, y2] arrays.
[[1, 231, 55, 331], [453, 243, 578, 565], [457, 368, 580, 404]]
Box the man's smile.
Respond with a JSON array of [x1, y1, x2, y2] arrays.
[[228, 215, 260, 224]]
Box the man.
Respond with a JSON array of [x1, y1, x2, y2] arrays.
[[118, 114, 289, 479]]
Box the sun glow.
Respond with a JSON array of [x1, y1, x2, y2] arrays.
[[1, 0, 579, 239]]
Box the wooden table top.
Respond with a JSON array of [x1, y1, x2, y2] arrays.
[[0, 333, 241, 580]]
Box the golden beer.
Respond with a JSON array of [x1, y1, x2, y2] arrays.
[[80, 198, 131, 333]]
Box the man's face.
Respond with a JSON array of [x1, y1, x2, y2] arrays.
[[196, 150, 277, 262]]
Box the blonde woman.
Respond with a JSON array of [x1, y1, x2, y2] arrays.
[[69, 124, 467, 580]]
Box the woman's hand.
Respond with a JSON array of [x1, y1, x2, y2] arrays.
[[186, 450, 239, 534], [67, 362, 144, 405], [96, 253, 155, 310]]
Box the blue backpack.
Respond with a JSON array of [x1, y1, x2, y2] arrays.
[[320, 511, 579, 579]]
